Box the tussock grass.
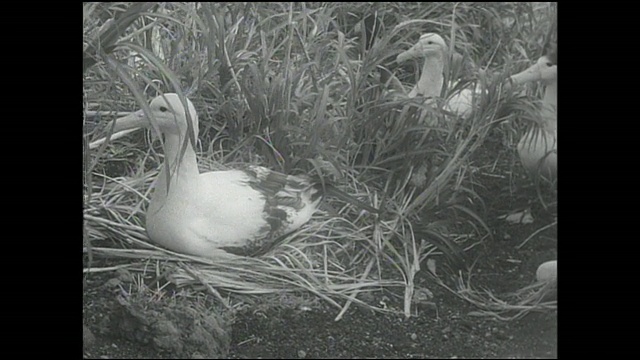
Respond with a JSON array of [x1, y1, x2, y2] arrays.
[[84, 2, 557, 319], [452, 271, 557, 321]]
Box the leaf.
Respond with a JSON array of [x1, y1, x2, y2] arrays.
[[83, 3, 157, 73], [426, 258, 437, 276], [503, 209, 535, 224]]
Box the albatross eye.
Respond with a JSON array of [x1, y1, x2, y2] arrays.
[[159, 106, 168, 112]]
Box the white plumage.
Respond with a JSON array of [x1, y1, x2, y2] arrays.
[[510, 54, 557, 181], [98, 94, 350, 258], [396, 33, 481, 118]]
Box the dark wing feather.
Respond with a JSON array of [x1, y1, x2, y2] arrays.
[[217, 166, 320, 257], [249, 165, 319, 233]]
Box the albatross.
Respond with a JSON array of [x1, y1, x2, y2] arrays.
[[510, 51, 557, 181], [396, 33, 481, 118], [94, 93, 378, 258]]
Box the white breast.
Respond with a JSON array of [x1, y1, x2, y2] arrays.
[[146, 170, 272, 256], [517, 127, 557, 180]]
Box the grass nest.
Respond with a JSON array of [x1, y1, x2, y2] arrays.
[[83, 3, 558, 341]]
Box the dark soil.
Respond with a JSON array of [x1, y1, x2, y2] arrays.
[[228, 184, 557, 360], [83, 132, 557, 359]]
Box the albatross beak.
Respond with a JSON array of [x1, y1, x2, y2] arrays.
[[396, 43, 439, 64], [397, 45, 421, 63], [396, 43, 442, 63], [110, 109, 149, 133], [509, 63, 542, 85], [88, 109, 148, 150]]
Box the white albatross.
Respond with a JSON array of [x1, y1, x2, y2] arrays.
[[510, 54, 557, 181], [396, 33, 482, 118], [91, 94, 378, 258]]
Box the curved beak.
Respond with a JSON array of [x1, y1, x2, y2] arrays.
[[88, 109, 148, 150], [509, 63, 542, 85], [397, 46, 419, 63], [397, 43, 441, 63], [110, 109, 149, 133]]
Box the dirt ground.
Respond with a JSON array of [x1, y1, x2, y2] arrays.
[[83, 133, 557, 359]]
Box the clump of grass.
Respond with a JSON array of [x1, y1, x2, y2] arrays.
[[451, 271, 557, 321], [84, 2, 557, 319]]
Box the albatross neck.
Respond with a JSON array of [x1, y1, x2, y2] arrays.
[[153, 132, 200, 200], [410, 54, 445, 98], [541, 80, 557, 130], [543, 80, 557, 109]]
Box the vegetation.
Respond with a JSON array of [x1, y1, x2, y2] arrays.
[[83, 1, 557, 325]]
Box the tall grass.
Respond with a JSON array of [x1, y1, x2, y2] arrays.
[[84, 2, 557, 318]]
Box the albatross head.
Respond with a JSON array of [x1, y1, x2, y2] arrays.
[[396, 33, 448, 98], [110, 93, 198, 138], [396, 33, 446, 63], [510, 55, 557, 86]]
